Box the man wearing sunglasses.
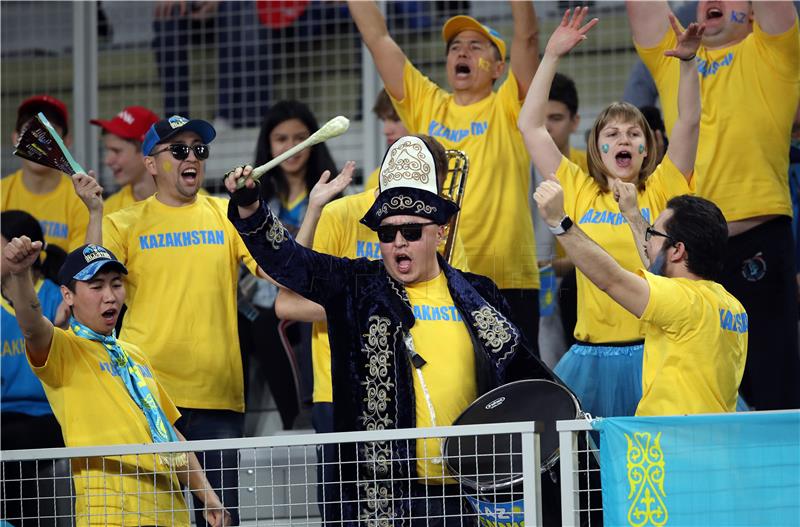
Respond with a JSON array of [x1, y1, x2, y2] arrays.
[[534, 175, 747, 417], [99, 115, 262, 526], [225, 135, 552, 525]]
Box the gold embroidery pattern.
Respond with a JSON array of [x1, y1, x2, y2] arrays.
[[626, 432, 668, 527], [381, 139, 431, 186], [377, 195, 437, 218], [471, 305, 515, 361], [358, 316, 397, 522], [264, 217, 288, 250]]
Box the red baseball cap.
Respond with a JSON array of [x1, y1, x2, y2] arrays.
[[90, 106, 160, 143], [17, 95, 69, 128]]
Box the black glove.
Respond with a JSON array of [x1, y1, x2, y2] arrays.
[[226, 167, 261, 207]]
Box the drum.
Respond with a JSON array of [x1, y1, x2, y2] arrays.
[[442, 379, 583, 524]]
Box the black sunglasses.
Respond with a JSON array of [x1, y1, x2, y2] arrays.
[[376, 222, 436, 243], [645, 226, 677, 245], [151, 143, 210, 161]]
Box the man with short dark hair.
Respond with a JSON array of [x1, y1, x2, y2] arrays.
[[2, 95, 88, 251], [226, 135, 549, 524], [90, 106, 160, 215], [534, 176, 747, 416]]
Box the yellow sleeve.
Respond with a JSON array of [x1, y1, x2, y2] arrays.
[[28, 327, 71, 388], [639, 271, 697, 339], [102, 213, 127, 264], [313, 203, 345, 256], [635, 27, 678, 89], [390, 60, 447, 133], [365, 167, 380, 190], [555, 155, 589, 219], [67, 194, 90, 251], [752, 18, 800, 82], [495, 69, 523, 120], [646, 155, 694, 206]]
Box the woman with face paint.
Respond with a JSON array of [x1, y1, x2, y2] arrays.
[[517, 8, 704, 418]]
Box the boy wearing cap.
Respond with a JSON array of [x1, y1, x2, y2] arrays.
[[1, 239, 229, 526], [90, 106, 160, 215], [2, 95, 89, 251], [101, 115, 261, 526], [225, 135, 551, 525], [348, 1, 543, 356]]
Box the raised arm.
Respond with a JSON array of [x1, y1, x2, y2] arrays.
[[518, 8, 598, 178], [613, 179, 650, 267], [72, 171, 104, 245], [534, 175, 650, 318], [753, 1, 798, 35], [2, 237, 55, 366], [347, 0, 408, 100], [296, 162, 354, 247], [509, 0, 540, 96], [663, 16, 704, 179], [626, 0, 672, 48]]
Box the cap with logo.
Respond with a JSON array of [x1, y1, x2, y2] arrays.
[[442, 15, 506, 60], [142, 115, 216, 156], [90, 106, 160, 143], [58, 244, 128, 286], [361, 135, 459, 230]]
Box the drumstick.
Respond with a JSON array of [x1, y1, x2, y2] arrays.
[[235, 115, 350, 189]]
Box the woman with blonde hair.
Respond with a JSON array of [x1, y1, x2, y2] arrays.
[[518, 7, 704, 417]]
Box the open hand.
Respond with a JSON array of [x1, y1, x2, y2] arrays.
[[72, 171, 103, 214], [309, 161, 355, 210], [545, 7, 599, 59], [2, 236, 42, 276], [664, 15, 705, 60], [533, 173, 567, 226]]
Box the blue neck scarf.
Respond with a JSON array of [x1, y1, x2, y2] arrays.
[[70, 318, 186, 467]]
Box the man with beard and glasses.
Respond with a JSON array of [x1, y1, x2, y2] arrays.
[[534, 175, 747, 417], [224, 134, 552, 525]]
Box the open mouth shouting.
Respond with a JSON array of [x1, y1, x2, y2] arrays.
[[101, 307, 118, 325], [454, 62, 472, 79], [705, 6, 724, 20], [615, 150, 633, 169], [181, 166, 198, 186], [395, 252, 413, 274]]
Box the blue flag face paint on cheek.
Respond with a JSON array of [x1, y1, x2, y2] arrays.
[[601, 144, 609, 154], [639, 144, 645, 154]]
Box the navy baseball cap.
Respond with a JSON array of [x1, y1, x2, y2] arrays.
[[58, 244, 128, 286], [142, 115, 216, 156]]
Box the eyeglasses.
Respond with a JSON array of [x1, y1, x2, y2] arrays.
[[376, 222, 436, 243], [645, 226, 677, 245], [151, 143, 210, 161]]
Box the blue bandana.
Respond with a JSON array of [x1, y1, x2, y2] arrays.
[[70, 318, 186, 467]]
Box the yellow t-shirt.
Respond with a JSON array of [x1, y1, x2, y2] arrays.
[[104, 185, 136, 216], [364, 167, 380, 191], [558, 155, 693, 342], [310, 188, 470, 403], [391, 60, 539, 290], [637, 271, 748, 416], [405, 272, 476, 482], [637, 19, 799, 221], [103, 194, 257, 412], [31, 328, 189, 526], [1, 170, 89, 251]]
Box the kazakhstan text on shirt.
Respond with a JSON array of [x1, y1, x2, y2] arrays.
[[412, 304, 463, 322], [428, 120, 489, 142], [357, 240, 383, 259], [3, 337, 26, 357], [719, 308, 748, 334], [697, 52, 734, 78], [40, 220, 68, 239], [138, 230, 225, 250], [579, 207, 651, 225], [99, 361, 155, 378]]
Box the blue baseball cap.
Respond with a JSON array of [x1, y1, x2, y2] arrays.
[[142, 115, 216, 156], [58, 244, 127, 286]]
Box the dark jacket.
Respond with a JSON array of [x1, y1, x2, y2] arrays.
[[229, 200, 551, 523]]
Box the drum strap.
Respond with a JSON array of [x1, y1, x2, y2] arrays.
[[404, 333, 444, 465]]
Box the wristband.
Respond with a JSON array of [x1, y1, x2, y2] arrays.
[[548, 215, 573, 236], [681, 53, 696, 62], [227, 169, 261, 207]]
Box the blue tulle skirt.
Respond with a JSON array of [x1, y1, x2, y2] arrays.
[[554, 341, 644, 418]]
